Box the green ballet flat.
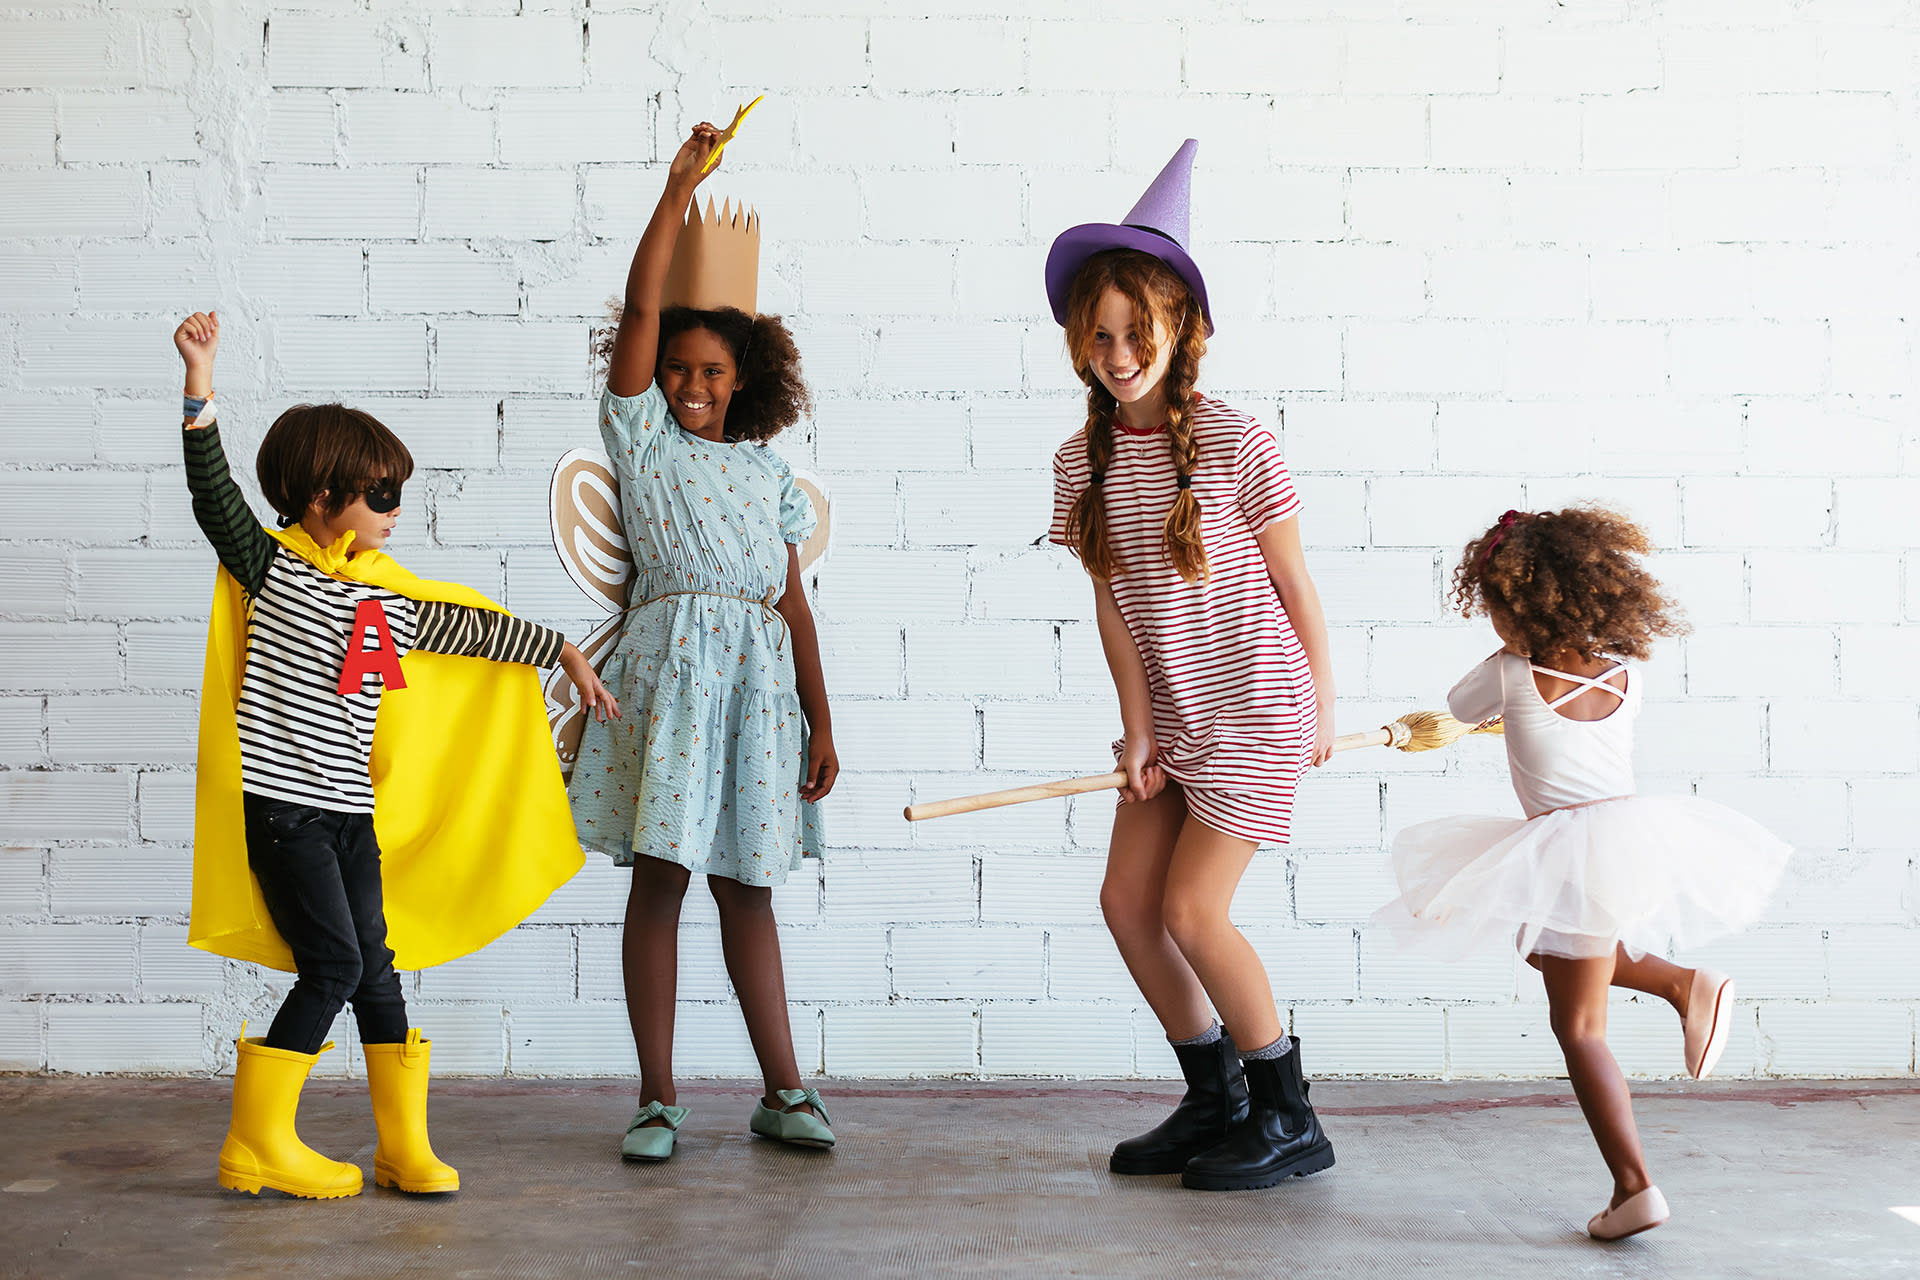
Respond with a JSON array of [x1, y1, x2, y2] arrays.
[[620, 1101, 689, 1162], [749, 1088, 835, 1149]]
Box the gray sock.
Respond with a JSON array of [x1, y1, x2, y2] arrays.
[[1242, 1033, 1294, 1060], [1170, 1019, 1222, 1048]]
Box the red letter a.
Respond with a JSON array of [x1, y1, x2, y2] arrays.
[[337, 598, 408, 695]]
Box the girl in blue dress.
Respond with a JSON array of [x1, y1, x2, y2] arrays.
[[571, 123, 839, 1160]]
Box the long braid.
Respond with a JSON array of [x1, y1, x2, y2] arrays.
[[1060, 249, 1210, 582], [1066, 382, 1119, 580], [1160, 303, 1208, 582]]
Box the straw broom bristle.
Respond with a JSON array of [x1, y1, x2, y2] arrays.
[[1391, 710, 1504, 753]]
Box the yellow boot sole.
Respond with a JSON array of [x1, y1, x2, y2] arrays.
[[218, 1163, 362, 1199], [374, 1161, 459, 1194]]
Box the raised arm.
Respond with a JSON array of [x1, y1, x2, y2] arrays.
[[606, 123, 723, 398], [174, 311, 274, 597]]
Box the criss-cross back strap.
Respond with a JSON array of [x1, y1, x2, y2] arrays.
[[1531, 662, 1629, 710]]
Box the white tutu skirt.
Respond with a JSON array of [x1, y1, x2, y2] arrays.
[[1375, 796, 1793, 960]]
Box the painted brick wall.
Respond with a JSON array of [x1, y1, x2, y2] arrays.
[[2, 1, 1916, 1080]]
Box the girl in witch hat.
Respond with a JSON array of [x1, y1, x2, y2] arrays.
[[1376, 506, 1791, 1240], [571, 121, 838, 1161], [1046, 139, 1339, 1192]]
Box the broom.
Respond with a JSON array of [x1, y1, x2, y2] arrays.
[[902, 711, 1503, 822]]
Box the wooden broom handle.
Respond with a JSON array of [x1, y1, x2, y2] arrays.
[[904, 772, 1126, 822], [902, 730, 1394, 822], [1330, 728, 1392, 752]]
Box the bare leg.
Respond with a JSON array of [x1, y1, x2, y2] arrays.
[[625, 858, 690, 1125], [1527, 945, 1692, 1016], [1099, 785, 1214, 1041], [1538, 952, 1654, 1208], [1609, 946, 1693, 1015], [1161, 816, 1283, 1051], [707, 875, 813, 1116]]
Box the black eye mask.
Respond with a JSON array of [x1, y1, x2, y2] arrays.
[[356, 483, 403, 514]]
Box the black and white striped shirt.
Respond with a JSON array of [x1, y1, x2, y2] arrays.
[[185, 421, 566, 813]]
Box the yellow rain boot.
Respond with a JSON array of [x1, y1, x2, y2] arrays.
[[218, 1031, 363, 1199], [363, 1029, 460, 1193]]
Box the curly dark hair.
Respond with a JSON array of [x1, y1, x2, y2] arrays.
[[593, 304, 811, 443], [1451, 505, 1689, 662]]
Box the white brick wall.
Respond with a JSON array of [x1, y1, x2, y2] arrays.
[[2, 4, 1915, 1082]]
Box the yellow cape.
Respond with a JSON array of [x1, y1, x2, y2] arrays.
[[189, 525, 584, 972]]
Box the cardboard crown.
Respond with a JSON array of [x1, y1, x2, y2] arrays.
[[662, 196, 760, 313]]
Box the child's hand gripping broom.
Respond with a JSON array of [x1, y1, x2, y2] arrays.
[[902, 711, 1503, 822]]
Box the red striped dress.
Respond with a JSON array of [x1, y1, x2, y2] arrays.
[[1049, 395, 1315, 845]]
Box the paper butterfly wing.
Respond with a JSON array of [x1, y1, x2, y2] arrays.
[[791, 468, 832, 574], [542, 613, 624, 782], [549, 449, 632, 615], [545, 449, 630, 778]]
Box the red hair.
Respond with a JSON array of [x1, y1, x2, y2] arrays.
[[1059, 250, 1210, 582]]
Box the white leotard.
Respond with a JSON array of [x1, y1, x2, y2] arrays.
[[1447, 651, 1640, 820]]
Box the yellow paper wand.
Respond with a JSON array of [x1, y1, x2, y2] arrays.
[[700, 94, 765, 174]]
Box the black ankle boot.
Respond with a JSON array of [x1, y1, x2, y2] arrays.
[[1180, 1036, 1334, 1191], [1109, 1029, 1250, 1175]]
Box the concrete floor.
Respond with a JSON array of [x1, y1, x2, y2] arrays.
[[2, 1076, 1917, 1279]]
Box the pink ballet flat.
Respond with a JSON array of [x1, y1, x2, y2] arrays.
[[1683, 968, 1735, 1080], [1587, 1186, 1669, 1240]]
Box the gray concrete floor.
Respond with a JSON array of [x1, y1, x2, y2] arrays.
[[2, 1076, 1917, 1279]]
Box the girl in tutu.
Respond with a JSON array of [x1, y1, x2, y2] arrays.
[[1378, 505, 1791, 1241]]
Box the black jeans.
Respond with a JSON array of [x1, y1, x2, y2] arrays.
[[242, 794, 409, 1055]]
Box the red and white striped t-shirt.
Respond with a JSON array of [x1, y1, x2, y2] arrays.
[[1050, 394, 1316, 844]]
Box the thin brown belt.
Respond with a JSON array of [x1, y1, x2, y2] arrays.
[[627, 587, 787, 653]]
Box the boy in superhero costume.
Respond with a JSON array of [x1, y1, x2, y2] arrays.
[[174, 310, 616, 1198]]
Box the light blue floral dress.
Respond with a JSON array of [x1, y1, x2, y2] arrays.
[[568, 383, 823, 885]]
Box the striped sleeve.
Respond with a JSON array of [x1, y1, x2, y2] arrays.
[[1048, 438, 1085, 548], [182, 422, 275, 597], [1233, 422, 1301, 534], [414, 601, 567, 668]]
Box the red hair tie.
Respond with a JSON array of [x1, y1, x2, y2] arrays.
[[1482, 508, 1525, 563]]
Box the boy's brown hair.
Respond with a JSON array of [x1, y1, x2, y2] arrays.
[[1452, 504, 1689, 661], [256, 403, 414, 524]]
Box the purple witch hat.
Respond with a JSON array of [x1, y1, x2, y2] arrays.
[[1045, 138, 1212, 336]]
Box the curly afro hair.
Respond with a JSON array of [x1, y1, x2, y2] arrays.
[[1452, 504, 1688, 662], [593, 303, 812, 443]]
